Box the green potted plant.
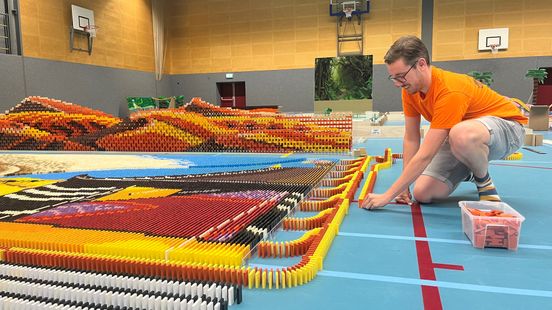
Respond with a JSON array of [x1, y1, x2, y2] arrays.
[[468, 71, 494, 87], [525, 68, 548, 104]]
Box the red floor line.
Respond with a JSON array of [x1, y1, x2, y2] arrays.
[[433, 263, 464, 271], [411, 202, 443, 310], [421, 286, 442, 310]]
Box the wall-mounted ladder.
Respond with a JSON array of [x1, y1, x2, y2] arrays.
[[0, 12, 10, 54], [330, 1, 370, 56]]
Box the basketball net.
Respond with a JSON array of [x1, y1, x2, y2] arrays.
[[490, 44, 498, 55], [84, 25, 98, 38], [344, 8, 353, 18]]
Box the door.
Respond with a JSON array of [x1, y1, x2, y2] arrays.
[[234, 82, 246, 108], [536, 67, 552, 106], [218, 82, 234, 108], [217, 82, 246, 108]]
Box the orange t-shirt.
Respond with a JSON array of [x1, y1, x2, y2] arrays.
[[402, 67, 528, 129]]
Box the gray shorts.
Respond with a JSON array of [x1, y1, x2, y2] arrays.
[[422, 116, 525, 190]]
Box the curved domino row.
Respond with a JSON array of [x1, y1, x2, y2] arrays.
[[282, 209, 334, 230], [256, 228, 322, 258], [243, 155, 379, 289], [358, 149, 395, 206], [309, 182, 349, 198]]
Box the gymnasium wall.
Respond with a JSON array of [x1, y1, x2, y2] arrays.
[[3, 0, 552, 114], [167, 0, 422, 74], [166, 0, 421, 112], [171, 69, 315, 113], [166, 0, 552, 113], [19, 0, 155, 72], [0, 55, 169, 116], [345, 0, 552, 112], [433, 0, 552, 61], [0, 0, 169, 116], [0, 55, 27, 112]]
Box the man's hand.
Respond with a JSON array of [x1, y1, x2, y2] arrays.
[[394, 189, 412, 205], [361, 193, 393, 210]]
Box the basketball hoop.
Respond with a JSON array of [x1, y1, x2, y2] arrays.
[[341, 1, 357, 19], [83, 25, 99, 38], [344, 7, 354, 18], [490, 44, 498, 55]]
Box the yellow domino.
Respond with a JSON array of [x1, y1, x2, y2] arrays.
[[291, 269, 298, 287], [0, 178, 60, 196], [504, 152, 523, 160], [96, 186, 181, 201], [248, 268, 255, 289], [255, 269, 261, 289]]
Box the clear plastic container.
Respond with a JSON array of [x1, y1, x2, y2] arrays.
[[458, 201, 525, 250]]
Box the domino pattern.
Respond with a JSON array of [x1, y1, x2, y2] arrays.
[[0, 159, 342, 290], [0, 97, 352, 153], [244, 156, 374, 289], [0, 263, 241, 309], [0, 148, 400, 296]]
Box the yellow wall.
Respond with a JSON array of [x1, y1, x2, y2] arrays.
[[433, 0, 552, 61], [167, 0, 422, 74], [20, 0, 155, 72], [16, 1, 552, 74]]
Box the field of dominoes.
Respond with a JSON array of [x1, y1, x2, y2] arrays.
[[0, 97, 352, 153], [0, 147, 398, 309]]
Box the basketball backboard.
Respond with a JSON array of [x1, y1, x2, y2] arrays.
[[330, 1, 370, 18], [478, 28, 509, 52], [71, 5, 95, 31]]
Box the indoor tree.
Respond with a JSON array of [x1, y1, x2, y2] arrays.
[[467, 71, 494, 87], [525, 68, 548, 104]]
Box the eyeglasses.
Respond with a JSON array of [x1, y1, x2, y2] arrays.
[[388, 61, 418, 84]]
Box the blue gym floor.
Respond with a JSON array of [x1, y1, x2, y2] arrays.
[[244, 133, 552, 310], [2, 131, 551, 309]]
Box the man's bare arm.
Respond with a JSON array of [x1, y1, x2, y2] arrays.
[[385, 128, 449, 200], [399, 116, 421, 201]]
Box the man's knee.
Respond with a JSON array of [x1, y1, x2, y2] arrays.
[[412, 184, 435, 204], [449, 122, 487, 156], [413, 175, 452, 203]]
